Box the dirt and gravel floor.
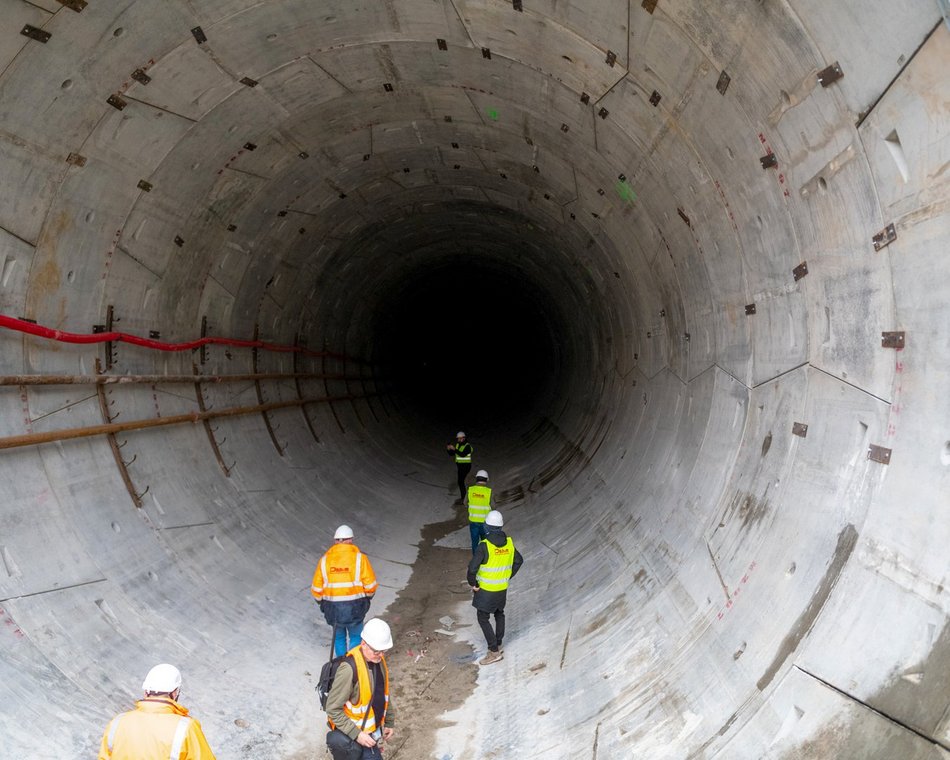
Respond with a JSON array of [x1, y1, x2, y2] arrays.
[[309, 498, 482, 760], [381, 512, 481, 759]]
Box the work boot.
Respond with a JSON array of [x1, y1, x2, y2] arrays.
[[479, 649, 504, 665]]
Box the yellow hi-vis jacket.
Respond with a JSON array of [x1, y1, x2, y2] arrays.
[[475, 536, 515, 591], [312, 542, 378, 602], [328, 645, 390, 735], [454, 442, 473, 464], [98, 697, 216, 760], [467, 484, 492, 523]]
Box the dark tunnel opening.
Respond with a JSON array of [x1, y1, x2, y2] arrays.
[[315, 202, 602, 436], [373, 256, 563, 430]]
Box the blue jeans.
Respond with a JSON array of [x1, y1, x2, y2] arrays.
[[469, 521, 486, 554], [334, 621, 364, 658]]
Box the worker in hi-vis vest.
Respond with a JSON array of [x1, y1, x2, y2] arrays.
[[445, 430, 473, 502], [324, 617, 396, 760], [465, 469, 493, 554], [467, 510, 524, 666], [98, 663, 216, 759], [312, 525, 379, 657]]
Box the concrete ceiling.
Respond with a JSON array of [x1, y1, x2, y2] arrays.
[[0, 1, 948, 757]]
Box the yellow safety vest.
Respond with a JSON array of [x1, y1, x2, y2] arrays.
[[454, 442, 472, 464], [476, 536, 515, 591], [467, 485, 492, 523], [332, 646, 389, 734]]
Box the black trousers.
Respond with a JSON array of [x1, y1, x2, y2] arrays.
[[456, 462, 472, 499], [327, 730, 383, 760], [477, 608, 505, 651]]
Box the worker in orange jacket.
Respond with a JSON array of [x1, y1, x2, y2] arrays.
[[313, 524, 379, 657], [98, 663, 216, 759]]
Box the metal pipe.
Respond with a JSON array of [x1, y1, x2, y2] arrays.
[[0, 394, 374, 451]]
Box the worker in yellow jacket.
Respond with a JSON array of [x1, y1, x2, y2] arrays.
[[313, 524, 379, 657], [98, 663, 216, 759]]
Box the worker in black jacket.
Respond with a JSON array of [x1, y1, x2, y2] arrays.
[[467, 510, 524, 665]]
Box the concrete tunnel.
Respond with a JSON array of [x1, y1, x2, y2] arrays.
[[0, 1, 948, 757]]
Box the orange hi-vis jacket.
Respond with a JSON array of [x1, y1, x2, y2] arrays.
[[98, 697, 216, 760], [312, 542, 378, 602], [328, 645, 390, 735]]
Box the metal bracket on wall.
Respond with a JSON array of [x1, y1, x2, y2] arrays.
[[95, 358, 145, 507], [137, 179, 153, 192], [293, 335, 320, 443], [56, 0, 87, 11], [96, 305, 116, 370], [760, 152, 778, 169], [792, 422, 808, 438], [745, 303, 756, 315], [817, 62, 844, 87], [130, 68, 151, 85], [716, 71, 731, 95], [872, 223, 896, 251], [881, 331, 905, 349], [193, 365, 233, 476], [20, 25, 51, 43], [199, 315, 208, 364], [106, 94, 127, 111], [642, 0, 658, 13], [251, 324, 285, 456], [649, 90, 661, 106], [867, 444, 891, 465], [793, 261, 808, 281], [605, 50, 617, 67], [322, 343, 346, 434], [239, 76, 258, 87], [66, 152, 87, 167], [191, 26, 207, 44]]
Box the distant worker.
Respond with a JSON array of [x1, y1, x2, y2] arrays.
[[446, 431, 473, 502], [467, 510, 524, 665], [325, 617, 396, 760], [465, 469, 493, 554], [98, 663, 216, 759], [313, 525, 379, 657]]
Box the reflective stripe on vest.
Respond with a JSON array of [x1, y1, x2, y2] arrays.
[[475, 536, 515, 591], [316, 545, 375, 601], [341, 646, 389, 734], [169, 716, 191, 759], [107, 715, 121, 752], [467, 485, 491, 523], [454, 443, 472, 464]]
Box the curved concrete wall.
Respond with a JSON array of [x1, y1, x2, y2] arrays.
[[0, 2, 947, 757]]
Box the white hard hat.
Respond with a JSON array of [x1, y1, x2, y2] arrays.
[[476, 470, 489, 480], [334, 525, 354, 540], [361, 618, 393, 651], [142, 663, 181, 693], [456, 431, 466, 438], [485, 510, 504, 527]]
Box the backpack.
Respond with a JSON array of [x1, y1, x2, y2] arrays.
[[317, 654, 357, 711]]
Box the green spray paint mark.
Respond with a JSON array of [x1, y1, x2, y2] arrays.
[[487, 107, 499, 121], [615, 180, 637, 203]]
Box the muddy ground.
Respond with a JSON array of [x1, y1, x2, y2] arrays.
[[312, 502, 480, 760]]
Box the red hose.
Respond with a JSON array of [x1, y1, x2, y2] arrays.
[[0, 314, 357, 362]]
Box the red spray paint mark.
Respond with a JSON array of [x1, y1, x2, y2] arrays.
[[716, 560, 757, 621]]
